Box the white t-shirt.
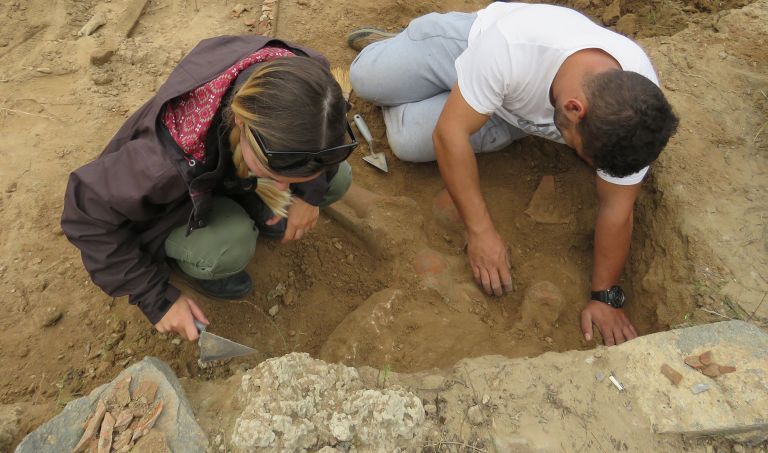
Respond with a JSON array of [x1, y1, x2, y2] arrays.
[[455, 2, 659, 185]]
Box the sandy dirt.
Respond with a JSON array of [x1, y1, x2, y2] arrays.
[[0, 0, 766, 448]]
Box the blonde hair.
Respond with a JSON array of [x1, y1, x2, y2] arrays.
[[230, 125, 293, 218], [227, 57, 347, 218]]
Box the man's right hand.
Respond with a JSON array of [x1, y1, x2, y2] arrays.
[[154, 294, 209, 341], [468, 228, 514, 296]]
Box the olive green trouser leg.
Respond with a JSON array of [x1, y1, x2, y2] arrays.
[[165, 197, 259, 281], [320, 160, 353, 208], [164, 161, 353, 280]]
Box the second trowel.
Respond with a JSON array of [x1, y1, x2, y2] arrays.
[[194, 320, 257, 363], [353, 113, 388, 173]]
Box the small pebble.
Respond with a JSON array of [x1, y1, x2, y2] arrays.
[[690, 383, 710, 394], [41, 307, 63, 327], [36, 67, 52, 74], [482, 394, 490, 405], [595, 371, 606, 382], [424, 404, 437, 416], [171, 338, 182, 345], [287, 330, 296, 337], [467, 405, 484, 425], [268, 305, 279, 317]]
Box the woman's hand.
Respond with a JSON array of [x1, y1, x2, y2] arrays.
[[273, 197, 319, 243], [154, 294, 209, 341]]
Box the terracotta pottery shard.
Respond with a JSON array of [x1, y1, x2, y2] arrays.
[[702, 363, 722, 377], [97, 412, 115, 453], [111, 375, 132, 407], [113, 408, 134, 431], [132, 379, 159, 404], [131, 400, 164, 443], [718, 365, 737, 375], [660, 363, 683, 385], [684, 355, 704, 369], [73, 400, 107, 453], [699, 350, 713, 365]]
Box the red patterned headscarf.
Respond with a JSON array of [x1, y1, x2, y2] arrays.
[[162, 46, 295, 163]]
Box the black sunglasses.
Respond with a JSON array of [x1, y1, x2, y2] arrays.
[[251, 122, 358, 177]]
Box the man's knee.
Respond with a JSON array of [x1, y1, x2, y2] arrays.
[[387, 129, 437, 163], [349, 52, 386, 102]]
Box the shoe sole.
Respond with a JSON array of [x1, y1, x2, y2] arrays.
[[347, 26, 397, 50], [168, 261, 252, 300]]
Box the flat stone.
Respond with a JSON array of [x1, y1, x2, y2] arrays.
[[15, 357, 207, 452], [621, 321, 768, 443]]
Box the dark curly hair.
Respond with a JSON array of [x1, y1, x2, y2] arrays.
[[577, 70, 678, 177]]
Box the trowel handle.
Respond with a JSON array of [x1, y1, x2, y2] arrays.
[[194, 320, 207, 333], [352, 114, 373, 145]]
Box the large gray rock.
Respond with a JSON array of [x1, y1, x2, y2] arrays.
[[15, 357, 207, 453], [380, 320, 767, 452], [623, 320, 768, 442], [232, 353, 425, 452]]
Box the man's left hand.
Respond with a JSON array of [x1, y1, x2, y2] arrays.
[[277, 197, 319, 243], [580, 300, 638, 346]]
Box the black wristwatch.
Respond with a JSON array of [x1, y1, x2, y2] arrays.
[[591, 286, 625, 308]]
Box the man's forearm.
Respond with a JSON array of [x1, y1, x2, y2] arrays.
[[433, 128, 494, 235], [591, 206, 633, 291]]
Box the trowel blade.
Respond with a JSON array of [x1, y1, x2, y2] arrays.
[[198, 331, 257, 363], [363, 153, 388, 172]]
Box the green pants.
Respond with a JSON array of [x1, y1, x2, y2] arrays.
[[165, 161, 352, 280]]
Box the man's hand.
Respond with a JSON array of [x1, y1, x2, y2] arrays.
[[580, 300, 637, 346], [154, 294, 209, 341], [270, 197, 319, 243], [468, 229, 513, 296]]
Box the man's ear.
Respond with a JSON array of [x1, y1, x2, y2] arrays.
[[564, 98, 587, 123]]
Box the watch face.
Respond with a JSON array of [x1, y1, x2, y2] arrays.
[[609, 286, 625, 308]]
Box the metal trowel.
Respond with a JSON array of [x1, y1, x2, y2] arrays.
[[353, 113, 388, 173], [194, 320, 257, 363]]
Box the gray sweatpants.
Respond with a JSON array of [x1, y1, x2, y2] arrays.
[[349, 12, 526, 163]]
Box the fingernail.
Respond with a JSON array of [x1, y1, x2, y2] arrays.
[[585, 334, 592, 341]]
